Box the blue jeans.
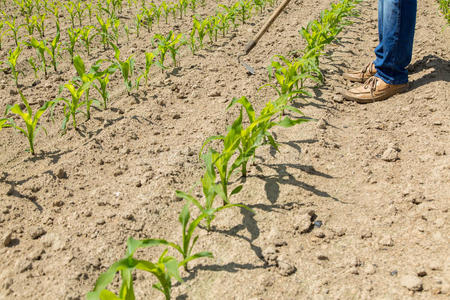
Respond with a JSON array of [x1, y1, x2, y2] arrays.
[[373, 0, 417, 84]]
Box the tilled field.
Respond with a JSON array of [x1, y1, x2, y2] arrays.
[[0, 0, 449, 299]]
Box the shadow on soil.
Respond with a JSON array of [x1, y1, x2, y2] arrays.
[[1, 172, 43, 211], [407, 55, 450, 90]]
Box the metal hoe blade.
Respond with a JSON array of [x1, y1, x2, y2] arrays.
[[238, 54, 255, 75]]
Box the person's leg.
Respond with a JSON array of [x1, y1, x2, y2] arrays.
[[373, 0, 384, 64], [374, 0, 417, 84]]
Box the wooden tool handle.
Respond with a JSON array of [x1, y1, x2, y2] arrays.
[[244, 0, 292, 54]]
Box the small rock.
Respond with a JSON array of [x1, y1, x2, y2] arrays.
[[400, 275, 423, 291], [360, 230, 372, 239], [207, 90, 221, 97], [262, 246, 278, 263], [2, 231, 12, 247], [364, 264, 377, 275], [56, 168, 68, 179], [317, 119, 327, 129], [53, 200, 64, 207], [333, 95, 343, 103], [172, 113, 181, 119], [349, 267, 359, 275], [15, 261, 32, 273], [30, 227, 46, 239], [379, 234, 394, 247], [277, 255, 296, 276], [381, 147, 399, 162], [428, 260, 441, 271], [122, 213, 135, 221], [317, 254, 329, 261], [294, 213, 312, 234], [96, 219, 106, 225], [314, 230, 325, 238]]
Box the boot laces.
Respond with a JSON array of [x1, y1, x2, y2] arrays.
[[363, 76, 379, 99]]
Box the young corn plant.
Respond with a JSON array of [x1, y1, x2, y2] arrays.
[[72, 55, 98, 120], [152, 31, 185, 70], [66, 27, 81, 63], [265, 55, 318, 102], [228, 96, 310, 177], [56, 80, 91, 132], [32, 14, 46, 38], [28, 57, 39, 78], [47, 29, 61, 72], [192, 16, 208, 49], [96, 13, 112, 50], [4, 16, 24, 46], [74, 0, 86, 27], [111, 43, 136, 94], [0, 118, 11, 131], [176, 151, 253, 231], [80, 25, 96, 56], [236, 0, 253, 24], [142, 52, 155, 85], [5, 91, 55, 155], [64, 1, 76, 28], [2, 46, 23, 88], [86, 241, 182, 300], [29, 37, 48, 77]]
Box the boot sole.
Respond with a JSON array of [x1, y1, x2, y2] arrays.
[[346, 85, 409, 104]]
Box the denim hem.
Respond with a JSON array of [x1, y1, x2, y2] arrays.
[[374, 73, 408, 85]]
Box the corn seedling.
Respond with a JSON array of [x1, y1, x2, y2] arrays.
[[219, 4, 238, 30], [4, 16, 24, 46], [47, 29, 61, 72], [96, 13, 112, 50], [28, 57, 39, 78], [192, 16, 208, 49], [142, 52, 155, 85], [200, 111, 244, 205], [56, 80, 91, 131], [87, 240, 182, 300], [266, 55, 318, 102], [2, 46, 23, 88], [134, 12, 143, 37], [74, 0, 86, 27], [111, 43, 136, 94], [152, 31, 185, 70], [24, 15, 36, 35], [176, 153, 252, 230], [236, 0, 253, 24], [64, 1, 76, 28], [28, 36, 48, 77], [229, 96, 310, 176], [80, 25, 96, 56], [72, 55, 98, 120], [5, 91, 55, 155], [66, 27, 81, 63], [32, 14, 46, 38]]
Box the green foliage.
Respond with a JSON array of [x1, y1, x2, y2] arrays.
[[438, 0, 450, 23], [2, 45, 23, 87], [5, 91, 54, 155], [28, 36, 48, 77], [67, 27, 81, 63], [111, 43, 136, 94], [86, 241, 182, 300], [80, 25, 96, 56], [56, 81, 91, 132], [4, 16, 24, 46], [152, 31, 186, 69]]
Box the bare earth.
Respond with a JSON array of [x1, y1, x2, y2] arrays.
[[0, 0, 449, 299]]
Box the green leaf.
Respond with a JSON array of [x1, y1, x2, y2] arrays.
[[230, 185, 243, 196]]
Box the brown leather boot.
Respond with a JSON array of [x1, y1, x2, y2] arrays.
[[342, 62, 377, 82], [341, 76, 408, 103]]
